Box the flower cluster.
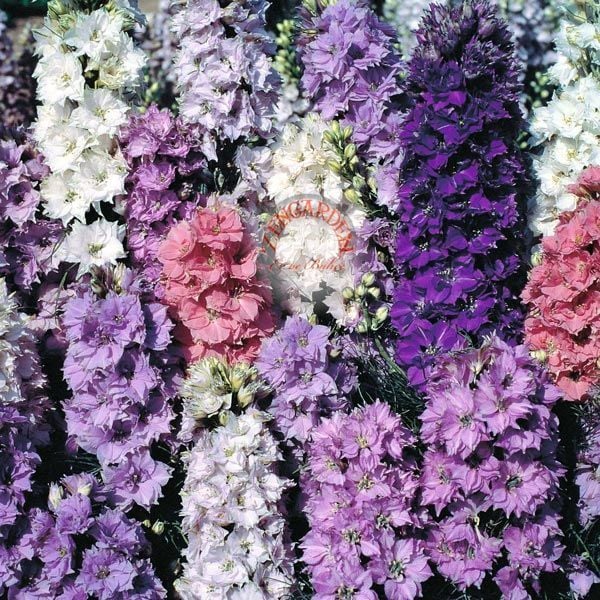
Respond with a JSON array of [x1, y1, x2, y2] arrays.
[[0, 13, 37, 128], [0, 127, 64, 294], [529, 1, 600, 236], [263, 113, 365, 320], [523, 166, 600, 401], [175, 409, 293, 599], [383, 0, 557, 111], [172, 0, 281, 160], [9, 474, 164, 597], [158, 204, 275, 364], [32, 0, 145, 273], [119, 104, 206, 289], [299, 0, 403, 171], [422, 334, 565, 595], [179, 357, 263, 442], [301, 401, 431, 600], [0, 279, 50, 592], [257, 316, 356, 449], [61, 267, 176, 509], [391, 0, 529, 389]]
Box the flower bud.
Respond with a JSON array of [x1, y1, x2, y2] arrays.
[[308, 314, 319, 325], [152, 521, 165, 535], [323, 130, 335, 145], [142, 519, 152, 528], [329, 348, 341, 359], [48, 484, 63, 510], [343, 125, 353, 139], [327, 159, 342, 174], [77, 482, 93, 497], [356, 320, 369, 334], [375, 306, 389, 323], [531, 250, 544, 267], [237, 386, 255, 408], [355, 284, 367, 298], [361, 272, 376, 287], [368, 286, 381, 299], [344, 188, 362, 204], [229, 364, 250, 392], [352, 175, 365, 190], [343, 143, 357, 160], [342, 286, 355, 300]]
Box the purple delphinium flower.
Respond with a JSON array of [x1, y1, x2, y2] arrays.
[[301, 402, 430, 599], [10, 475, 165, 597], [0, 128, 63, 296], [0, 279, 50, 593], [119, 104, 207, 294], [78, 548, 137, 599], [421, 334, 565, 593], [61, 268, 179, 510], [298, 0, 404, 183], [257, 315, 357, 450], [389, 0, 530, 389], [171, 0, 281, 160]]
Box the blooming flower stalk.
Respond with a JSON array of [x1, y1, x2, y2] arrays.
[[422, 334, 565, 595], [257, 315, 357, 450], [158, 204, 275, 364], [301, 401, 431, 600], [32, 0, 146, 275], [383, 0, 557, 112], [172, 0, 281, 160], [523, 166, 600, 401], [175, 409, 293, 599], [119, 104, 206, 290], [7, 474, 164, 597], [61, 266, 176, 510], [0, 278, 50, 591], [298, 0, 404, 208], [529, 0, 600, 236], [263, 113, 365, 320], [391, 0, 529, 388]]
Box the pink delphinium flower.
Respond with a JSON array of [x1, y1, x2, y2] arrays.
[[158, 204, 275, 363], [523, 166, 600, 401]]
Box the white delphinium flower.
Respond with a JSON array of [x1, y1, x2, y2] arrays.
[[176, 410, 294, 599], [530, 3, 600, 236], [32, 0, 145, 273], [0, 279, 45, 408], [267, 114, 356, 215], [34, 51, 85, 105], [178, 358, 263, 443], [70, 88, 129, 137], [59, 219, 126, 277], [41, 172, 93, 224], [265, 113, 364, 323], [37, 124, 89, 173], [63, 9, 124, 63]]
